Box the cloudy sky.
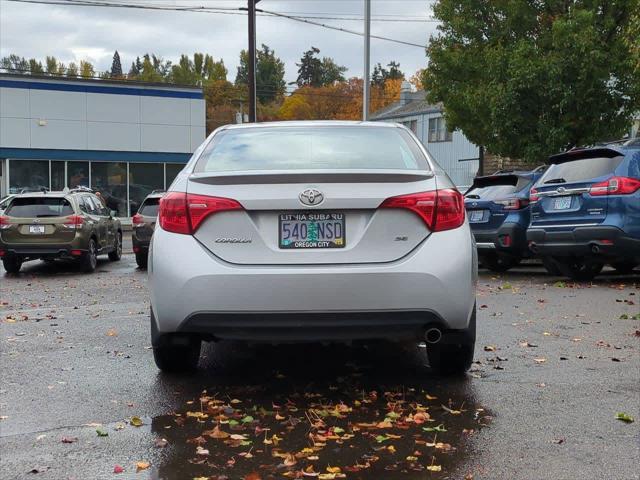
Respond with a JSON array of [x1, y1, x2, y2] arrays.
[[0, 0, 439, 84]]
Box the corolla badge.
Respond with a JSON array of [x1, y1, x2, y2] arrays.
[[299, 188, 324, 206]]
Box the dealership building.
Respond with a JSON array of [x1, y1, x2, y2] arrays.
[[0, 73, 205, 217]]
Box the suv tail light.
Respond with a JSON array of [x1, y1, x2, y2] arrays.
[[63, 214, 85, 229], [159, 192, 243, 235], [380, 189, 465, 232], [590, 177, 640, 196], [0, 216, 11, 230], [132, 213, 144, 227], [494, 198, 529, 210], [529, 188, 539, 203]]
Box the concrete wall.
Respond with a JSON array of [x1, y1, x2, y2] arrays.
[[0, 76, 205, 154]]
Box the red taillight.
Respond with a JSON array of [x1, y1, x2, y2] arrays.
[[70, 249, 83, 256], [132, 213, 144, 226], [495, 198, 529, 210], [380, 189, 465, 232], [63, 215, 85, 229], [158, 192, 243, 235], [0, 216, 10, 230], [590, 176, 640, 196], [0, 249, 5, 257], [530, 188, 539, 203]]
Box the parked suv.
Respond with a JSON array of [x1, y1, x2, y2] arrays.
[[527, 141, 640, 280], [464, 167, 546, 272], [0, 189, 122, 273], [132, 190, 163, 268]]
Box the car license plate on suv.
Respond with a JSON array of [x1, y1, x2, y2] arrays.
[[468, 210, 486, 223], [29, 225, 45, 234], [553, 197, 572, 210], [279, 212, 345, 249]]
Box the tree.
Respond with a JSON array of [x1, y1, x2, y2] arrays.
[[128, 56, 142, 78], [424, 0, 640, 163], [0, 54, 29, 73], [110, 51, 123, 78], [371, 61, 404, 86], [169, 53, 227, 86], [235, 44, 286, 104], [295, 47, 347, 87], [66, 62, 78, 77], [79, 60, 95, 79], [138, 54, 169, 83], [28, 58, 44, 75], [45, 56, 65, 76], [320, 57, 347, 85], [385, 61, 404, 80]]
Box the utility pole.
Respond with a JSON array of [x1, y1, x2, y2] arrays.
[[362, 0, 371, 121], [247, 0, 260, 122]]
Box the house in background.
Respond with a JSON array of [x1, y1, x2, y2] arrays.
[[371, 82, 480, 187]]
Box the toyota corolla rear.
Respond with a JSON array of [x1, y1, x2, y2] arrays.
[[148, 122, 477, 374]]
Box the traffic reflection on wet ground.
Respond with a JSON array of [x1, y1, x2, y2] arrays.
[[149, 342, 491, 479]]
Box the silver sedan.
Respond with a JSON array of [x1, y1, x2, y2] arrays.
[[148, 121, 477, 375]]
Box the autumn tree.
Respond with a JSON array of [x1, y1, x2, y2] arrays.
[[424, 0, 639, 162], [66, 62, 78, 77], [235, 44, 286, 103], [371, 61, 405, 86], [79, 60, 95, 78]]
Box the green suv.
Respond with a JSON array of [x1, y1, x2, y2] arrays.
[[0, 189, 122, 274], [131, 190, 163, 269]]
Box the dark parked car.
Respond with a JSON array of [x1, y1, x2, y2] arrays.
[[0, 189, 122, 273], [464, 167, 546, 272], [131, 190, 163, 268], [527, 140, 640, 280]]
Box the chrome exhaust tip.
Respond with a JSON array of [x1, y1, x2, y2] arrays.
[[591, 244, 600, 254], [425, 327, 442, 344]]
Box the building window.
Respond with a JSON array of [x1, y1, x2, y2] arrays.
[[402, 120, 418, 134], [9, 160, 49, 193], [91, 162, 128, 217], [67, 161, 89, 189], [129, 163, 164, 215], [165, 163, 185, 188], [51, 161, 65, 191], [428, 117, 453, 142]]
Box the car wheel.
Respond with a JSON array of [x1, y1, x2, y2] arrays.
[[81, 239, 98, 273], [541, 257, 562, 276], [153, 339, 202, 373], [611, 261, 638, 275], [2, 256, 23, 274], [554, 258, 604, 281], [108, 232, 122, 261], [135, 252, 148, 269], [427, 305, 476, 376], [480, 253, 520, 273]]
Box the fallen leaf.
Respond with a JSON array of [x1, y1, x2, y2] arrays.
[[427, 465, 442, 472], [135, 461, 150, 472], [61, 436, 78, 443], [130, 416, 144, 427], [196, 446, 209, 456], [154, 438, 168, 448], [205, 426, 230, 439], [96, 428, 108, 437], [113, 465, 124, 474], [106, 328, 118, 336], [615, 412, 634, 423], [483, 345, 496, 352], [534, 358, 546, 364]]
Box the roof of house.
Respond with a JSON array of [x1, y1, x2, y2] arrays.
[[371, 90, 443, 121]]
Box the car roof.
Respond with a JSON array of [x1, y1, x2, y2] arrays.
[[548, 143, 640, 164], [221, 120, 399, 131]]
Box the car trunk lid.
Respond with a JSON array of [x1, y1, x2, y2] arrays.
[[464, 174, 531, 230], [1, 197, 78, 244]]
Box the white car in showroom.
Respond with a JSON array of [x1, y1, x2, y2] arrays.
[[148, 121, 477, 375]]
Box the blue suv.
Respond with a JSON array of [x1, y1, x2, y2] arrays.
[[465, 167, 546, 272], [527, 140, 640, 280]]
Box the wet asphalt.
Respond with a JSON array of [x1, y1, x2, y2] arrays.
[[0, 246, 638, 480]]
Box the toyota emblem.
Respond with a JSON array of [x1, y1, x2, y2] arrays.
[[299, 188, 324, 206]]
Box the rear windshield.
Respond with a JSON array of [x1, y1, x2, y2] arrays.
[[541, 156, 623, 184], [466, 177, 532, 200], [5, 198, 74, 217], [138, 198, 160, 217], [194, 126, 430, 173]]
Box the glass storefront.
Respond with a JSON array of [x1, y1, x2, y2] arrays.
[[129, 163, 164, 215], [5, 159, 187, 217]]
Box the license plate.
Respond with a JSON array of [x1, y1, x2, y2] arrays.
[[29, 225, 45, 234], [279, 212, 345, 249], [553, 196, 572, 210], [468, 210, 486, 223]]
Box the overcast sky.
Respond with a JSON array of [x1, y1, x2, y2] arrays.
[[0, 0, 439, 84]]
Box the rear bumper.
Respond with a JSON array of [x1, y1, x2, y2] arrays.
[[149, 225, 477, 341], [527, 226, 640, 260], [0, 243, 85, 259], [472, 222, 528, 256], [131, 235, 150, 253]]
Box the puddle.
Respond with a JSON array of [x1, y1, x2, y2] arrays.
[[148, 342, 491, 479]]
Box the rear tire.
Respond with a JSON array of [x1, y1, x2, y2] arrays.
[[554, 258, 604, 281], [611, 261, 638, 275], [151, 310, 201, 372], [427, 305, 476, 376], [108, 231, 122, 261], [3, 256, 23, 274], [81, 238, 98, 273], [480, 253, 520, 273], [135, 252, 148, 269], [541, 257, 562, 276]]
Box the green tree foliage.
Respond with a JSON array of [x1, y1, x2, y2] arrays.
[[66, 62, 78, 77], [371, 61, 405, 87], [236, 44, 286, 103], [28, 58, 44, 75], [110, 51, 123, 77], [0, 54, 29, 73], [424, 0, 640, 162], [138, 54, 170, 83], [45, 56, 65, 76], [79, 60, 95, 79], [295, 47, 346, 87], [169, 53, 227, 86], [128, 56, 143, 78]]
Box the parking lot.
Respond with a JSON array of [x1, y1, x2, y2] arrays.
[[1, 247, 638, 480]]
